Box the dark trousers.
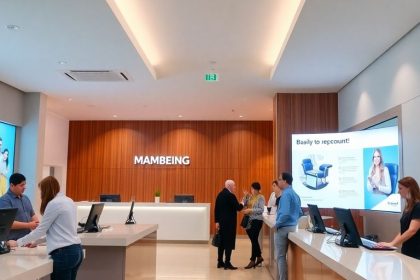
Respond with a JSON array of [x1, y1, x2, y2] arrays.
[[218, 247, 232, 263], [50, 244, 83, 280], [246, 219, 263, 261]]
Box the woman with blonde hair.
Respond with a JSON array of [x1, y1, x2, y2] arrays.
[[8, 176, 83, 279], [367, 148, 391, 194], [378, 176, 420, 259], [242, 182, 265, 269]]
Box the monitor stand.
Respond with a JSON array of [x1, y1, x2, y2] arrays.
[[125, 215, 136, 225], [338, 227, 358, 248], [86, 216, 102, 233], [0, 241, 11, 254]]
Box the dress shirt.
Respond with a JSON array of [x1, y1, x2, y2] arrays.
[[275, 186, 302, 229], [17, 192, 81, 254]]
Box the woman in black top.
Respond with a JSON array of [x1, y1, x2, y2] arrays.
[[378, 176, 420, 259]]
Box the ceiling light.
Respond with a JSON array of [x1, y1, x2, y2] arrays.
[[107, 0, 157, 79], [58, 61, 67, 65], [239, 115, 244, 118], [268, 0, 305, 79], [113, 114, 118, 118], [67, 98, 73, 102], [6, 24, 20, 30], [177, 114, 183, 118]]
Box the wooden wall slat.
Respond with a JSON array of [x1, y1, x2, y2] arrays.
[[67, 121, 273, 234], [273, 93, 363, 232]]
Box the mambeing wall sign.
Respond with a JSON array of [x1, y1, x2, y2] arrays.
[[134, 155, 190, 165]]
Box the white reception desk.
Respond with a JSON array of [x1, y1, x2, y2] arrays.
[[76, 202, 210, 241], [288, 230, 420, 280], [262, 213, 420, 280], [2, 246, 52, 280], [78, 224, 158, 280]]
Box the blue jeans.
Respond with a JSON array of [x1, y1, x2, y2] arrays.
[[274, 226, 296, 280], [50, 244, 83, 280]]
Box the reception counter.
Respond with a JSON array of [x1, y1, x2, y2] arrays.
[[78, 224, 158, 280], [288, 230, 420, 280], [3, 246, 52, 280], [263, 215, 420, 279], [76, 202, 210, 241]]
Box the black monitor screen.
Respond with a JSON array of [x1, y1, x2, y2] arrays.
[[174, 194, 194, 203], [307, 204, 326, 233], [0, 208, 18, 254], [125, 201, 136, 224], [333, 207, 363, 248], [0, 208, 18, 241], [99, 194, 121, 202], [84, 203, 105, 232]]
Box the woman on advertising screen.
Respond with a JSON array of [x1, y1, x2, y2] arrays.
[[367, 148, 391, 195], [0, 148, 9, 196]]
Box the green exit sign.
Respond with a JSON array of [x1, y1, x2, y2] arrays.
[[205, 73, 219, 82]]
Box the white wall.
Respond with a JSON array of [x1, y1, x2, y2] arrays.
[[339, 24, 420, 178], [338, 24, 420, 242], [18, 93, 47, 214], [43, 111, 69, 193], [0, 82, 24, 126]]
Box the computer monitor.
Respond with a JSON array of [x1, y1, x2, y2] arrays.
[[84, 203, 105, 232], [333, 207, 362, 248], [99, 194, 121, 202], [0, 208, 18, 254], [125, 201, 136, 225], [174, 194, 194, 203], [307, 204, 327, 233]]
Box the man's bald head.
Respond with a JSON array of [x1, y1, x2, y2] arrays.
[[225, 179, 236, 192]]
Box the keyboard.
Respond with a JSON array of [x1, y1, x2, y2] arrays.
[[325, 227, 340, 235], [360, 237, 396, 251], [77, 227, 85, 234]]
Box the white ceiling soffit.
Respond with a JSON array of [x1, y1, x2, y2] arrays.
[[0, 0, 419, 120]]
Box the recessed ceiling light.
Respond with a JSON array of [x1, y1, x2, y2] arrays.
[[58, 61, 67, 65], [67, 98, 73, 102], [239, 115, 244, 118], [113, 114, 118, 118], [6, 24, 20, 30], [177, 114, 183, 118]]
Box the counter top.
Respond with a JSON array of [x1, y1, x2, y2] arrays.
[[288, 229, 420, 280], [2, 246, 52, 280], [76, 202, 209, 241], [79, 224, 158, 247], [76, 202, 210, 207]]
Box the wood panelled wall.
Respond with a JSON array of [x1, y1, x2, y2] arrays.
[[67, 121, 273, 234], [274, 93, 364, 233]]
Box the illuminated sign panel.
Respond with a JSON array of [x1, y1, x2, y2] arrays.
[[134, 155, 190, 165]]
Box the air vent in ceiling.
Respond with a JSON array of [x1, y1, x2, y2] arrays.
[[64, 70, 129, 81]]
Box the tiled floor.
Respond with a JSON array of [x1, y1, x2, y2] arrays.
[[156, 237, 273, 280]]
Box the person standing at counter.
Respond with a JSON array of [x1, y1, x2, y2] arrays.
[[274, 172, 302, 280], [267, 180, 282, 210], [8, 176, 83, 280], [377, 176, 420, 259], [0, 173, 39, 240], [214, 179, 245, 270], [242, 182, 265, 269]]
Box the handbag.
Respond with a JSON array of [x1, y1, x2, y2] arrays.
[[240, 215, 250, 228], [211, 230, 221, 247]]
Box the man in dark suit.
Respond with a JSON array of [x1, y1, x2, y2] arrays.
[[214, 179, 244, 270]]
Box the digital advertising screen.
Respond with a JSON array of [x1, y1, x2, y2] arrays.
[[0, 121, 16, 196], [292, 126, 400, 212]]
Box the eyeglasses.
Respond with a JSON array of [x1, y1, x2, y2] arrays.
[[373, 156, 381, 158]]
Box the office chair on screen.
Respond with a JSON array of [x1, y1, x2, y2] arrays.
[[384, 163, 398, 194], [301, 159, 332, 190]]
